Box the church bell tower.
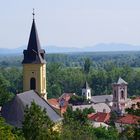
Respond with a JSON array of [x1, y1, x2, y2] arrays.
[[22, 11, 47, 99], [112, 77, 128, 114]]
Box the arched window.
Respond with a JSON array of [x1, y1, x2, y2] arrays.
[[30, 77, 36, 90], [114, 90, 116, 98], [121, 90, 124, 99]]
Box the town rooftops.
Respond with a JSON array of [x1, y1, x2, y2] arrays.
[[1, 90, 62, 127], [88, 112, 110, 123], [72, 103, 111, 113], [48, 93, 74, 115], [47, 98, 60, 109], [91, 95, 113, 104], [116, 114, 140, 125]]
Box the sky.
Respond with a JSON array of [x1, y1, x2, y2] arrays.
[[0, 0, 140, 49]]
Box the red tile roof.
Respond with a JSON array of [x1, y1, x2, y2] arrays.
[[116, 114, 140, 125], [47, 98, 59, 109], [88, 112, 110, 123], [48, 93, 74, 115]]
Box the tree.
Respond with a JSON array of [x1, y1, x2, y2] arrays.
[[69, 95, 87, 105], [83, 107, 95, 115], [84, 58, 91, 74], [62, 107, 96, 140], [0, 117, 23, 140], [22, 101, 59, 140], [0, 74, 14, 105], [109, 111, 118, 126], [93, 126, 119, 140]]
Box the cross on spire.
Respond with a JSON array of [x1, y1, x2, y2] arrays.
[[32, 8, 35, 20]]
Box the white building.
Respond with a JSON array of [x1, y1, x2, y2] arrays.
[[82, 81, 91, 100]]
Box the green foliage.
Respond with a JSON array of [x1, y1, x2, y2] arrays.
[[125, 107, 140, 116], [93, 126, 119, 140], [22, 101, 59, 140], [0, 67, 22, 94], [69, 95, 87, 105], [0, 73, 14, 105], [2, 52, 140, 98], [109, 111, 118, 126], [62, 107, 118, 140], [120, 123, 140, 140], [47, 63, 86, 98], [83, 107, 95, 115], [84, 58, 92, 74], [0, 117, 23, 140], [62, 107, 96, 140]]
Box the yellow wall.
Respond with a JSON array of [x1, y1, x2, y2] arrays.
[[23, 63, 46, 98]]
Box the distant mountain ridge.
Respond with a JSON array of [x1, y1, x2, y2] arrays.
[[0, 43, 140, 54]]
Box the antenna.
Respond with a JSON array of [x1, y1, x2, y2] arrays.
[[32, 8, 35, 20]]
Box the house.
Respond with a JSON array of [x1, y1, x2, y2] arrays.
[[1, 90, 62, 127], [48, 93, 74, 115], [88, 112, 110, 128], [72, 103, 111, 113], [115, 114, 140, 132]]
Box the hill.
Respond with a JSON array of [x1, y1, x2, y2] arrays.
[[0, 43, 140, 54]]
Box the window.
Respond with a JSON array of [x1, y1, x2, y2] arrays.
[[121, 90, 124, 99], [114, 90, 116, 98], [30, 77, 36, 90]]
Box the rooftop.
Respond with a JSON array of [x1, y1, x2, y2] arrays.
[[91, 95, 113, 103], [82, 81, 90, 89], [88, 112, 110, 123], [73, 103, 111, 113], [116, 114, 140, 125], [117, 77, 128, 85], [1, 90, 62, 127]]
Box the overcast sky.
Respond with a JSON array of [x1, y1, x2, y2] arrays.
[[0, 0, 140, 48]]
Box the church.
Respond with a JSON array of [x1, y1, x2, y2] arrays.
[[1, 13, 62, 127]]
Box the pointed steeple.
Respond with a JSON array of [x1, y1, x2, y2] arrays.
[[22, 11, 46, 64], [117, 77, 128, 85], [27, 19, 41, 52], [82, 81, 90, 89]]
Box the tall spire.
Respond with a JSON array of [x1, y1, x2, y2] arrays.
[[22, 11, 46, 64], [27, 17, 41, 52]]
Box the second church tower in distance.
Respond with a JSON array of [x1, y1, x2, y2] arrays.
[[22, 11, 47, 99]]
